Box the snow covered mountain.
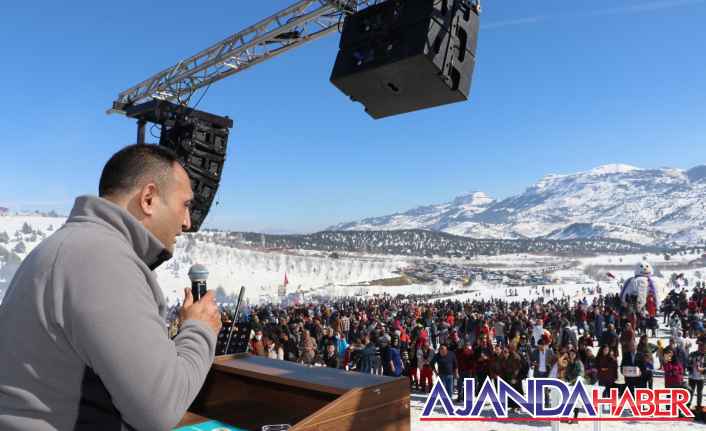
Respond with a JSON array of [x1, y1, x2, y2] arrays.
[[332, 191, 495, 232], [330, 164, 706, 246]]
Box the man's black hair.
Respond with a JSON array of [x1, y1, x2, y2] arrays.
[[99, 144, 180, 197]]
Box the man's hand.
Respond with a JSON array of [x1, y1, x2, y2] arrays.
[[179, 288, 222, 335]]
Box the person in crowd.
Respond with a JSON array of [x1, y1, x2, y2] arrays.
[[456, 341, 475, 402], [637, 334, 654, 389], [668, 336, 689, 369], [418, 342, 435, 393], [431, 344, 458, 398], [549, 352, 571, 422], [565, 348, 585, 423], [621, 341, 644, 393], [663, 348, 688, 390], [344, 338, 363, 371], [532, 319, 545, 347], [596, 344, 618, 397], [620, 322, 636, 359], [405, 338, 419, 389], [531, 338, 554, 378], [264, 334, 284, 361], [594, 308, 605, 341], [382, 338, 404, 377], [688, 340, 706, 410], [579, 330, 593, 352], [498, 345, 524, 410], [324, 343, 340, 368], [494, 319, 506, 346], [281, 331, 300, 362], [558, 320, 578, 350], [327, 326, 340, 348], [600, 323, 620, 357], [357, 335, 378, 374], [583, 347, 598, 385], [335, 331, 349, 364], [300, 329, 317, 365], [517, 333, 532, 369], [250, 329, 266, 356]]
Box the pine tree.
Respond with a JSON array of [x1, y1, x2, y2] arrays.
[[13, 241, 26, 254]]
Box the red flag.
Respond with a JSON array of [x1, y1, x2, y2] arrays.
[[284, 273, 289, 286], [607, 272, 615, 279]]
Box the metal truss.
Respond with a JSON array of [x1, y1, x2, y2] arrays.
[[110, 0, 384, 113]]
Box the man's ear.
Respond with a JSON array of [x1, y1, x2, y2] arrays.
[[139, 183, 159, 216]]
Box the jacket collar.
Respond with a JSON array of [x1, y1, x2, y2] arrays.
[[67, 195, 172, 270]]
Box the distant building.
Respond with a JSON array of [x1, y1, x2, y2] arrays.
[[0, 207, 8, 216]]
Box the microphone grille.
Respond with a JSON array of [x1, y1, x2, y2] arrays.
[[188, 264, 209, 281]]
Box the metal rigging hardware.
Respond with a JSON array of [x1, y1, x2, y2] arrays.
[[109, 0, 384, 113]]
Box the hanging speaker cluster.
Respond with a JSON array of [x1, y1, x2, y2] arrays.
[[330, 0, 480, 119], [125, 100, 233, 232]]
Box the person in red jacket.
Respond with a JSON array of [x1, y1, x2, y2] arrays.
[[646, 294, 657, 318], [456, 343, 475, 402], [688, 299, 698, 313], [416, 326, 429, 350], [663, 348, 688, 389], [447, 312, 455, 327]]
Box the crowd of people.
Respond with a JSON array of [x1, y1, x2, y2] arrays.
[[167, 280, 706, 420]]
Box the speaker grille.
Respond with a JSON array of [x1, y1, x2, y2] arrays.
[[331, 0, 479, 119], [159, 117, 231, 232]]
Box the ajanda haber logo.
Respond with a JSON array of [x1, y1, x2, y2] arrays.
[[420, 378, 694, 422]]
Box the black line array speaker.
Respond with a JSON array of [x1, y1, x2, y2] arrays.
[[159, 110, 232, 232], [124, 100, 233, 232], [330, 0, 479, 119]]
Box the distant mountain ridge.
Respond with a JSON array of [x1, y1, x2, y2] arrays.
[[328, 164, 706, 246]]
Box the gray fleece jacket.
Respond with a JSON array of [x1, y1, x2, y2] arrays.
[[0, 196, 216, 430]]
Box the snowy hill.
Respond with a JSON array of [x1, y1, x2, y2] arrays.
[[0, 214, 407, 304], [331, 191, 495, 232], [157, 232, 408, 304], [0, 214, 64, 299], [330, 164, 706, 246]]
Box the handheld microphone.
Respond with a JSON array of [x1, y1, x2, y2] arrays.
[[188, 264, 209, 301]]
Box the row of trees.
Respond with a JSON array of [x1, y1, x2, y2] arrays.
[[196, 229, 654, 258]]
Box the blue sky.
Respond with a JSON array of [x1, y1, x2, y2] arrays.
[[1, 0, 705, 233]]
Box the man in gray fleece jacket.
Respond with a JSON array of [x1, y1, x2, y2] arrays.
[[0, 144, 222, 430]]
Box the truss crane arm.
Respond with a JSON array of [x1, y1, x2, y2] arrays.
[[110, 0, 382, 113]]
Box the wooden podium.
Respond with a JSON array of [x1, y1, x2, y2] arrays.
[[177, 353, 411, 431]]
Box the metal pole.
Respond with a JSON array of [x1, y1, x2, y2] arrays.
[[137, 120, 146, 145]]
